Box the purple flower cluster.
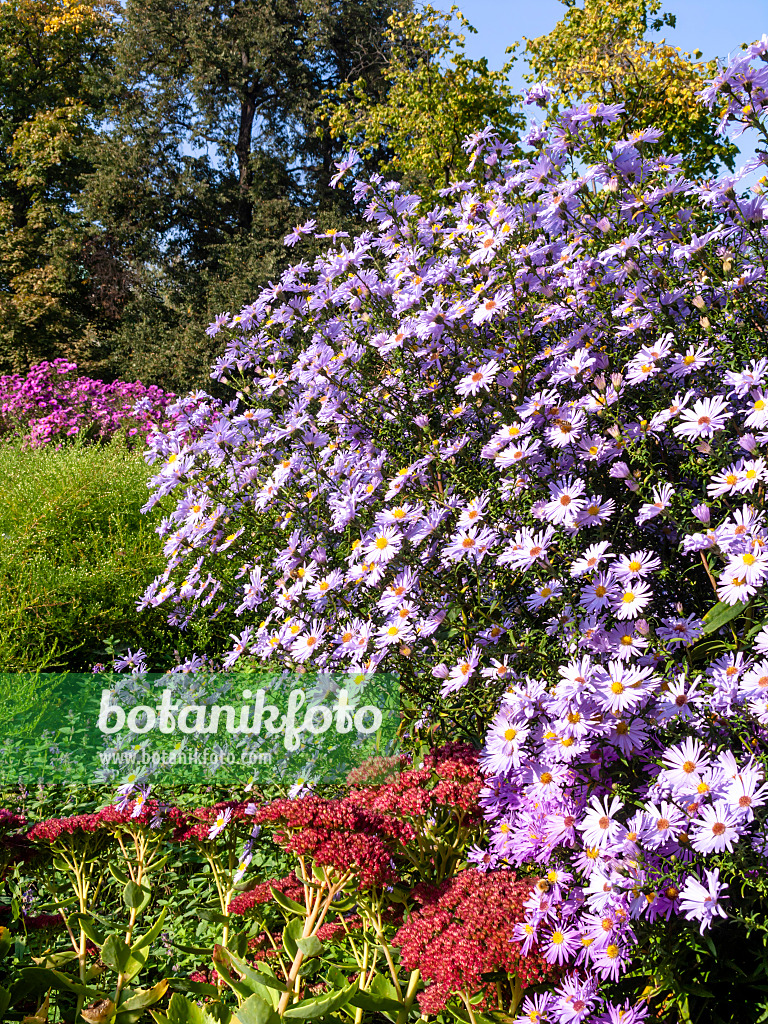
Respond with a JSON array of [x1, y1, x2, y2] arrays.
[[0, 359, 176, 447], [700, 34, 768, 140], [135, 42, 768, 1020]]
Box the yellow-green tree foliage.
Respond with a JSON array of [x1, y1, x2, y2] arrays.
[[0, 1, 116, 370], [523, 0, 737, 177], [321, 6, 524, 202]]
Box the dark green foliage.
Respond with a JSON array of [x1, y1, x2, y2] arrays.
[[79, 0, 410, 390]]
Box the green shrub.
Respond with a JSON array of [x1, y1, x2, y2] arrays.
[[0, 435, 231, 671]]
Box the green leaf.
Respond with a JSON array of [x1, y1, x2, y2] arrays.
[[282, 917, 303, 961], [117, 1010, 152, 1024], [270, 886, 307, 917], [253, 964, 289, 995], [323, 966, 349, 992], [165, 992, 208, 1024], [124, 880, 152, 913], [203, 1003, 233, 1024], [349, 991, 406, 1016], [122, 947, 149, 983], [296, 935, 323, 958], [328, 895, 356, 913], [117, 979, 169, 1012], [171, 942, 214, 956], [147, 853, 172, 875], [387, 887, 410, 905], [234, 993, 277, 1024], [199, 909, 230, 925], [109, 862, 130, 885], [0, 986, 10, 1017], [283, 981, 358, 1019], [222, 948, 284, 1004], [132, 905, 167, 953], [702, 600, 748, 635], [69, 913, 106, 946], [18, 966, 103, 999], [212, 947, 254, 1000], [102, 934, 132, 973], [168, 979, 220, 999]]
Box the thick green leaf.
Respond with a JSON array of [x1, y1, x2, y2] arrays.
[[296, 936, 323, 958], [69, 913, 106, 946], [328, 895, 356, 913], [124, 880, 152, 913], [702, 599, 748, 635], [349, 991, 406, 1016], [102, 935, 132, 973], [132, 905, 168, 953], [223, 948, 284, 1004], [282, 981, 357, 1019], [122, 947, 149, 983], [203, 1003, 233, 1024], [234, 993, 277, 1024], [16, 966, 103, 999], [212, 948, 253, 1000], [117, 979, 169, 1012], [199, 910, 230, 924], [116, 1010, 149, 1024], [253, 964, 290, 994], [269, 886, 307, 917], [282, 917, 303, 961], [33, 949, 78, 969], [165, 992, 208, 1024], [109, 863, 130, 885], [323, 966, 349, 992], [168, 978, 221, 999], [0, 986, 10, 1017], [171, 942, 214, 956], [147, 853, 171, 875]]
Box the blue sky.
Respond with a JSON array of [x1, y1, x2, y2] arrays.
[[441, 0, 766, 177]]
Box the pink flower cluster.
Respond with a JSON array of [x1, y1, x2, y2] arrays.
[[0, 360, 176, 447], [395, 870, 557, 1013]]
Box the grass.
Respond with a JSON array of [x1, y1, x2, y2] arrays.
[[0, 435, 230, 671]]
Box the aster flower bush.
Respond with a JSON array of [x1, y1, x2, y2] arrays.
[[129, 35, 768, 1021]]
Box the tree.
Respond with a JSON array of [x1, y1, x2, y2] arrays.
[[321, 6, 525, 202], [523, 0, 738, 178], [0, 0, 117, 372], [81, 0, 410, 391]]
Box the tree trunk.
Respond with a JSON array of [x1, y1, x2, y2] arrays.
[[235, 81, 257, 232]]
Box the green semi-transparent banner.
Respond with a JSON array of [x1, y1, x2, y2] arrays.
[[0, 668, 400, 788]]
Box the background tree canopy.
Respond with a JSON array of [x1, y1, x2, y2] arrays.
[[0, 0, 743, 391], [522, 0, 738, 179]]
